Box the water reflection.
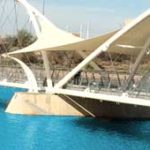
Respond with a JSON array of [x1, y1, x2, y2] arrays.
[[1, 85, 150, 150], [74, 117, 150, 142]]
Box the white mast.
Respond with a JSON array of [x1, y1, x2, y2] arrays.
[[41, 0, 53, 91], [86, 22, 90, 39], [16, 0, 53, 91], [80, 24, 83, 38]]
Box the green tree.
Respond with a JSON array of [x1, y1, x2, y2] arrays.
[[5, 29, 36, 52], [4, 30, 39, 64], [16, 29, 36, 48]]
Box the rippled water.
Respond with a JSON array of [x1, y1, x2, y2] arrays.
[[0, 86, 150, 150]]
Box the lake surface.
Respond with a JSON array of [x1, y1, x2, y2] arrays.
[[0, 86, 150, 150]]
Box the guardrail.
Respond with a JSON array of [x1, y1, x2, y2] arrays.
[[0, 65, 150, 100]]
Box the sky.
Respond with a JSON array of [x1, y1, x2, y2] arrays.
[[0, 0, 150, 37]]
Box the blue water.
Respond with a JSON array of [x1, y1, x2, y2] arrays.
[[0, 86, 27, 101], [0, 86, 150, 150]]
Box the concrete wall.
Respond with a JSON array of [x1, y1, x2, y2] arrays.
[[6, 92, 150, 119]]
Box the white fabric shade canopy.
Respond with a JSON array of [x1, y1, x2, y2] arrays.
[[6, 1, 150, 57], [109, 16, 150, 56]]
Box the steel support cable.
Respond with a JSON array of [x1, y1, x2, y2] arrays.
[[0, 7, 15, 31], [13, 0, 22, 47], [0, 0, 8, 53], [0, 0, 7, 26], [107, 52, 121, 88], [0, 12, 14, 37], [0, 6, 14, 54], [108, 54, 121, 87], [16, 16, 33, 66], [22, 17, 30, 31], [0, 1, 16, 79], [125, 38, 150, 91], [64, 51, 71, 68], [13, 1, 32, 67], [1, 2, 28, 84], [0, 0, 4, 17], [14, 3, 33, 66], [0, 13, 20, 55], [129, 55, 133, 74], [29, 21, 34, 35], [0, 0, 13, 28], [134, 66, 150, 96], [3, 0, 44, 85]]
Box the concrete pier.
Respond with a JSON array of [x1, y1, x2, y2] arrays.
[[6, 93, 84, 116]]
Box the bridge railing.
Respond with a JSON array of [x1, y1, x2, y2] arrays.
[[1, 65, 150, 100]]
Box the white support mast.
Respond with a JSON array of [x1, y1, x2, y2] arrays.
[[80, 24, 83, 38], [86, 22, 90, 39], [17, 0, 53, 90]]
